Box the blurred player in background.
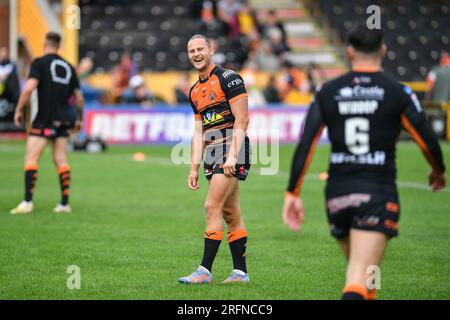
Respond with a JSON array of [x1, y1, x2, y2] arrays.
[[283, 24, 446, 299], [179, 34, 251, 284], [10, 32, 84, 214]]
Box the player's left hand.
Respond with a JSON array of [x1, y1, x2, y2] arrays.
[[282, 192, 304, 232], [74, 120, 83, 132], [428, 170, 447, 191], [223, 155, 237, 178]]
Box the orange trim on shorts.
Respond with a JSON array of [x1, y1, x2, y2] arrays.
[[228, 93, 248, 104], [194, 114, 202, 120], [343, 284, 368, 300], [204, 231, 224, 241], [227, 230, 247, 243], [29, 128, 42, 135], [384, 219, 399, 231], [24, 164, 38, 171], [368, 288, 377, 300], [57, 165, 71, 174], [386, 202, 399, 213]]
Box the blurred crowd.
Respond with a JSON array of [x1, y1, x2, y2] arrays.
[[81, 0, 323, 107], [3, 0, 449, 110]]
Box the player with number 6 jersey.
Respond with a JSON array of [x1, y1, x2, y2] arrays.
[[283, 23, 446, 300]]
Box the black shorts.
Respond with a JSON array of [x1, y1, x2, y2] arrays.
[[204, 162, 251, 181], [325, 182, 400, 239], [203, 137, 251, 181], [30, 121, 74, 140]]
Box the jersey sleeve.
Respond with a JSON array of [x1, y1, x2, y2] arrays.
[[220, 70, 247, 104], [400, 85, 446, 174], [286, 93, 325, 196], [28, 59, 41, 81], [189, 85, 202, 120]]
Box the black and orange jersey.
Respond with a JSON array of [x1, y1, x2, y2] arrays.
[[189, 64, 247, 146], [29, 53, 79, 127], [287, 69, 446, 196]]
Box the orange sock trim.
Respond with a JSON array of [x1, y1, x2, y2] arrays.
[[24, 164, 38, 171], [204, 231, 224, 241], [368, 288, 377, 300], [343, 284, 369, 300], [57, 165, 71, 174], [227, 230, 247, 243]]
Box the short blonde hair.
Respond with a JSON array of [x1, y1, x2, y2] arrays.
[[188, 34, 211, 47]]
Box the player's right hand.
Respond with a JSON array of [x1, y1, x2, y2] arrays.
[[428, 170, 447, 191], [187, 170, 200, 190], [282, 192, 304, 232], [14, 109, 23, 127]]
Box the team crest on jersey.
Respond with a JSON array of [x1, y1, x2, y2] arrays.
[[203, 111, 224, 125], [209, 91, 216, 102]]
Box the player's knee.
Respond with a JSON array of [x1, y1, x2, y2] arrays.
[[204, 200, 222, 217]]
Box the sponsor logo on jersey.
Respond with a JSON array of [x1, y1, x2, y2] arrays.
[[227, 78, 243, 88], [339, 87, 353, 97], [410, 92, 422, 112], [336, 85, 385, 100], [203, 111, 224, 125], [327, 193, 372, 214], [356, 216, 380, 227], [403, 85, 413, 95], [352, 76, 372, 84], [222, 70, 235, 78]]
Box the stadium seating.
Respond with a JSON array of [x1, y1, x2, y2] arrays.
[[79, 0, 347, 77], [311, 0, 450, 81], [79, 0, 197, 72]]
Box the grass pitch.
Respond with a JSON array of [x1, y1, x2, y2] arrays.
[[0, 141, 449, 299]]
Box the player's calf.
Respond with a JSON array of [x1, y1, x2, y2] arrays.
[[57, 165, 71, 206]]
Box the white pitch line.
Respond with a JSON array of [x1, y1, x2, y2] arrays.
[[1, 144, 448, 192]]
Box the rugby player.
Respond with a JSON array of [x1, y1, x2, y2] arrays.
[[179, 35, 251, 284], [283, 24, 446, 299], [10, 32, 83, 214]]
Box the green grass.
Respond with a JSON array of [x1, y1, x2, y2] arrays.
[[0, 141, 449, 299]]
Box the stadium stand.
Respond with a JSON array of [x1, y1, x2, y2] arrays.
[[78, 0, 346, 77], [308, 0, 450, 81]]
